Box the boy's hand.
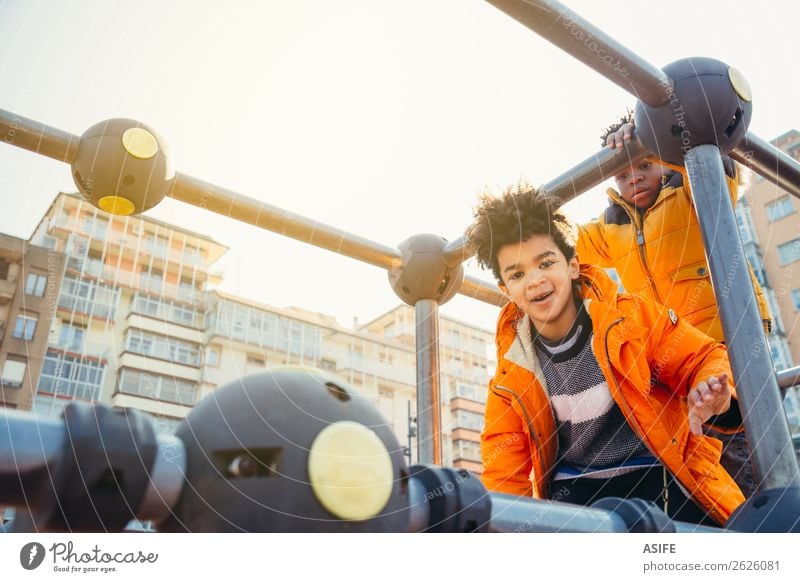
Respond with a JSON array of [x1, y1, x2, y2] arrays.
[[606, 122, 635, 149], [687, 374, 731, 436]]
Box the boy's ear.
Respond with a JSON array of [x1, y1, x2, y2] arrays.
[[568, 256, 580, 280]]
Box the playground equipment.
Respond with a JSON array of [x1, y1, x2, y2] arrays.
[[2, 0, 800, 531]]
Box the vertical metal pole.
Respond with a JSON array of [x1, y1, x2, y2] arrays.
[[414, 299, 443, 465], [684, 144, 800, 491], [406, 400, 414, 466]]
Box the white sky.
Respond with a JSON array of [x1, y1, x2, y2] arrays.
[[1, 0, 799, 333]]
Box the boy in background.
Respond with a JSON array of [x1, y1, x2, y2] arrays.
[[576, 113, 770, 496]]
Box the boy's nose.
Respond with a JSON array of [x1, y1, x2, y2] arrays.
[[525, 271, 543, 287], [629, 171, 643, 184]]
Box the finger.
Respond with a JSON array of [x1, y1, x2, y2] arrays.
[[688, 411, 702, 436], [694, 381, 709, 402], [623, 124, 633, 142]]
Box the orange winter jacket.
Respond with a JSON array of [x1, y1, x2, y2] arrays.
[[481, 264, 745, 526], [576, 163, 770, 342]]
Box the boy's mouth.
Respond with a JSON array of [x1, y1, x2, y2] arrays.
[[529, 290, 553, 303]]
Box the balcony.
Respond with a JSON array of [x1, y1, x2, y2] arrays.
[[57, 294, 117, 322], [50, 339, 111, 361]]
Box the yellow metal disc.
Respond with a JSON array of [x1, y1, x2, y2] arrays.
[[121, 127, 159, 159], [728, 67, 752, 102], [97, 195, 136, 216], [308, 421, 393, 521]]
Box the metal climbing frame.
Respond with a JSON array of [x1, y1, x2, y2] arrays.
[[2, 0, 800, 493]]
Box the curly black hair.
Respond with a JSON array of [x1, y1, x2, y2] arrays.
[[600, 108, 634, 147], [465, 182, 576, 283]]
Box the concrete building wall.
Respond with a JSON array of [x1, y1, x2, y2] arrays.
[[0, 233, 66, 410]]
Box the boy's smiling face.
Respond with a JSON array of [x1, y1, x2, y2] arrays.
[[497, 234, 580, 341], [614, 159, 668, 210]]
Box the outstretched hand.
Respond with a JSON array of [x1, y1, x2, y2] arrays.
[[606, 122, 635, 149], [687, 374, 731, 436]]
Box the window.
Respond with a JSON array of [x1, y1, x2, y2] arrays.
[[778, 239, 800, 266], [320, 358, 336, 371], [25, 272, 47, 297], [140, 267, 163, 293], [58, 323, 86, 352], [0, 258, 9, 280], [767, 196, 795, 222], [126, 330, 201, 367], [38, 350, 105, 401], [118, 369, 196, 406], [1, 358, 27, 387], [793, 289, 800, 311], [453, 410, 484, 431], [206, 347, 220, 367], [454, 382, 488, 404], [12, 314, 38, 341]]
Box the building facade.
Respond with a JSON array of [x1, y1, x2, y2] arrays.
[[0, 234, 66, 410], [28, 192, 228, 431], [742, 130, 800, 436]]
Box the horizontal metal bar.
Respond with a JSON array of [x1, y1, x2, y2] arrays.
[[732, 132, 800, 199], [457, 273, 507, 307], [487, 492, 720, 533], [0, 108, 79, 163], [485, 0, 672, 107], [778, 366, 800, 391], [171, 172, 402, 271]]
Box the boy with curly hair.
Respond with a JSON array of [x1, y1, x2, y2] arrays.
[[466, 183, 744, 526], [576, 114, 771, 497]]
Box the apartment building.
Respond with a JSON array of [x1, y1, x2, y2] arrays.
[[28, 192, 228, 432], [0, 233, 66, 410], [361, 306, 495, 473], [742, 130, 800, 435]]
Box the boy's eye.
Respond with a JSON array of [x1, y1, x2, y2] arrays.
[[540, 260, 555, 269], [616, 172, 628, 181], [639, 162, 652, 171], [509, 271, 524, 281]]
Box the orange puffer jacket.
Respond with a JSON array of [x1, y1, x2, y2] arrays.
[[481, 264, 745, 526], [576, 164, 770, 342]]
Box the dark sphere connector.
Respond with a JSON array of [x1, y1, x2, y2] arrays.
[[389, 233, 465, 306], [160, 367, 410, 532], [634, 57, 752, 165], [71, 118, 175, 215]]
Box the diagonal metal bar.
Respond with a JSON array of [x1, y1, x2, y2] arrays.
[[732, 133, 800, 199], [484, 0, 672, 106], [442, 135, 651, 267]]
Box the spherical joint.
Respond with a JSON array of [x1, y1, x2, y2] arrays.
[[388, 233, 465, 306], [160, 367, 410, 532], [634, 57, 752, 165], [71, 118, 175, 215]]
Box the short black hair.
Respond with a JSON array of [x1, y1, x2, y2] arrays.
[[465, 182, 576, 283]]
